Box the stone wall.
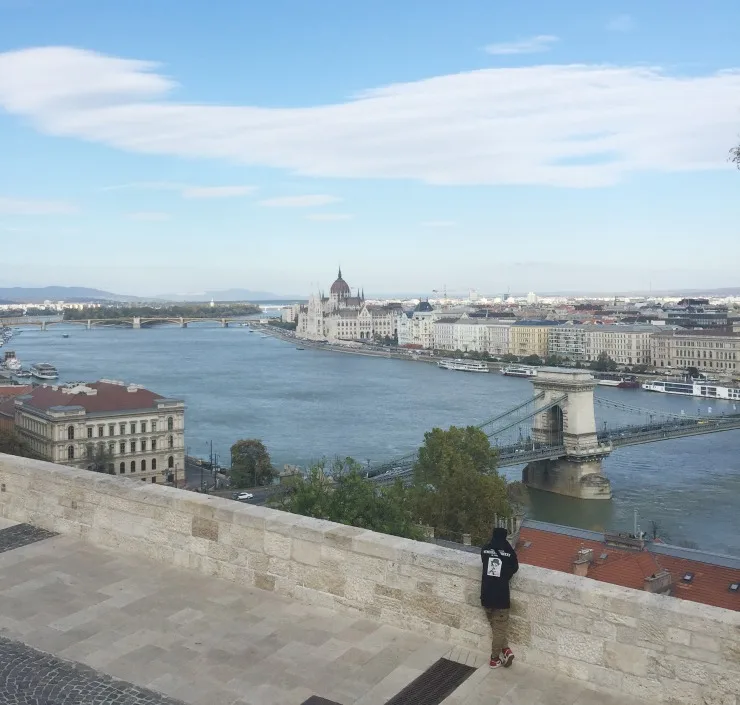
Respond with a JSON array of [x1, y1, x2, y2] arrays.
[[1, 454, 738, 705]]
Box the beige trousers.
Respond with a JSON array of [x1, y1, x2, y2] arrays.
[[484, 607, 510, 657]]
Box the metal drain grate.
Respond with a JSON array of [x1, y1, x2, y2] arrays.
[[0, 523, 58, 554], [300, 698, 344, 705], [384, 658, 476, 705]]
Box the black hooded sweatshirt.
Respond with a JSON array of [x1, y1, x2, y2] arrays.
[[480, 527, 519, 609]]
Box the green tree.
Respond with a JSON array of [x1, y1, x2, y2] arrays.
[[590, 351, 618, 372], [271, 463, 422, 540], [501, 353, 518, 363], [0, 429, 40, 459], [521, 354, 543, 366], [410, 426, 511, 545], [545, 354, 566, 367], [731, 143, 740, 169], [88, 443, 115, 474], [230, 439, 276, 487]]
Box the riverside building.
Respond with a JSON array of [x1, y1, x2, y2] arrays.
[[13, 380, 185, 483], [650, 329, 740, 373]]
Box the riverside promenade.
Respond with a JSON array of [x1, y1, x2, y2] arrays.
[[0, 515, 641, 705]]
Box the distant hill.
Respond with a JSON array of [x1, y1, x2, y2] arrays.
[[156, 288, 302, 302], [0, 287, 143, 303]]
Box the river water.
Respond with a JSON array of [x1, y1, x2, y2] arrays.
[[7, 325, 740, 556]]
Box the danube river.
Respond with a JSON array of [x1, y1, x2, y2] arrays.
[[8, 325, 740, 556]]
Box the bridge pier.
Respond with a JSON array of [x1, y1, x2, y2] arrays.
[[87, 319, 92, 330], [221, 318, 228, 328], [40, 322, 47, 331], [179, 317, 187, 328], [132, 317, 141, 329], [523, 369, 612, 500]]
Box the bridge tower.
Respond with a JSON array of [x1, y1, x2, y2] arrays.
[[132, 317, 141, 329], [523, 368, 612, 500]]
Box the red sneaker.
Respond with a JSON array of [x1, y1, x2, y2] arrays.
[[489, 656, 503, 669], [500, 648, 514, 668]]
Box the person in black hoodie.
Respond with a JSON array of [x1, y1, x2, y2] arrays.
[[480, 526, 519, 668]]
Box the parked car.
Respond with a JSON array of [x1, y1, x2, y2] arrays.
[[235, 492, 254, 501]]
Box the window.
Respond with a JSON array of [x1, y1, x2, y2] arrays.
[[140, 439, 147, 452], [120, 462, 125, 473], [168, 435, 173, 449], [141, 421, 147, 433], [107, 463, 114, 473], [86, 445, 93, 459], [98, 425, 104, 437], [168, 455, 174, 469], [151, 420, 157, 432], [67, 445, 75, 460], [120, 423, 126, 435], [151, 476, 157, 483], [67, 425, 75, 440], [151, 458, 157, 471], [119, 440, 126, 454], [151, 438, 157, 451], [130, 440, 136, 453], [108, 424, 115, 436], [167, 416, 174, 431], [87, 427, 93, 439], [130, 461, 136, 472], [141, 459, 146, 472], [108, 442, 115, 455], [130, 422, 136, 434]]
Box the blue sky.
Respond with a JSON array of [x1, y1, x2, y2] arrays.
[[1, 0, 739, 296]]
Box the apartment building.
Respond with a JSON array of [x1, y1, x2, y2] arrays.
[[548, 324, 587, 361], [650, 330, 740, 372], [509, 321, 559, 358], [430, 315, 514, 354], [581, 325, 655, 366], [13, 380, 185, 483]]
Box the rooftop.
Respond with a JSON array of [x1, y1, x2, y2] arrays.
[[15, 381, 179, 415]]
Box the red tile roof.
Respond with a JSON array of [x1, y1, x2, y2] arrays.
[[0, 385, 33, 401], [19, 382, 165, 414], [518, 526, 740, 612]]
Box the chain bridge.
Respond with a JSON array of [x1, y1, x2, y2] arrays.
[[369, 368, 740, 500]]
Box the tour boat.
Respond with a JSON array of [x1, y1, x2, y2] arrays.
[[642, 379, 740, 401], [437, 359, 489, 373], [594, 373, 640, 389], [501, 365, 537, 378], [2, 351, 22, 372], [30, 363, 59, 380]]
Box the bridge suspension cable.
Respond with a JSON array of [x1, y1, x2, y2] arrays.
[[475, 392, 545, 430], [486, 394, 568, 440]]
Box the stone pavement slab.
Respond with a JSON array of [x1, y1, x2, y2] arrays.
[[0, 533, 648, 705]]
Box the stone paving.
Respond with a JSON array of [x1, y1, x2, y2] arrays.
[[0, 521, 647, 705]]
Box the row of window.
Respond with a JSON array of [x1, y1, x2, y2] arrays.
[[94, 456, 176, 474], [68, 416, 175, 441], [66, 442, 176, 460]]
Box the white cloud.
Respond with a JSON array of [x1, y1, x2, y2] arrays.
[[0, 196, 78, 215], [485, 35, 559, 56], [607, 14, 634, 32], [305, 213, 353, 221], [181, 185, 256, 199], [1, 46, 740, 188], [421, 220, 456, 228], [259, 195, 340, 208], [127, 211, 170, 221], [101, 182, 255, 198]]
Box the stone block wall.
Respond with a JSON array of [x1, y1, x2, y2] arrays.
[[1, 455, 738, 704]]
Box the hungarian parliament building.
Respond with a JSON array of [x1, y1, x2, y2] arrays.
[[295, 268, 401, 343]]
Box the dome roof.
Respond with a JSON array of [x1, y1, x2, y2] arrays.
[[330, 267, 351, 297], [414, 300, 434, 312]]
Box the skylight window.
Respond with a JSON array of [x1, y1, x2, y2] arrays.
[[682, 572, 694, 583], [730, 582, 739, 593]]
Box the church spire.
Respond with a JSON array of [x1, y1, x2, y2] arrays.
[[338, 266, 342, 280], [361, 288, 365, 300]]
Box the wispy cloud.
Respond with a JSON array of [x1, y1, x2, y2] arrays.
[[607, 14, 634, 32], [181, 185, 256, 199], [102, 182, 256, 199], [127, 211, 170, 221], [3, 46, 740, 188], [421, 220, 456, 228], [0, 197, 78, 215], [259, 195, 340, 208], [305, 213, 352, 221], [485, 35, 559, 56]]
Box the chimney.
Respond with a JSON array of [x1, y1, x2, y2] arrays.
[[572, 548, 593, 577], [643, 570, 672, 595]]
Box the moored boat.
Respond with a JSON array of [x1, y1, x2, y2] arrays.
[[642, 379, 740, 400], [437, 359, 489, 373], [501, 365, 537, 378], [30, 363, 59, 380]]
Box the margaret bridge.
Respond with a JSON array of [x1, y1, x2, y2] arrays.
[[1, 315, 256, 330], [368, 368, 740, 500]]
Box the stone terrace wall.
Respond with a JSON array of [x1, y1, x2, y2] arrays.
[[1, 455, 738, 705]]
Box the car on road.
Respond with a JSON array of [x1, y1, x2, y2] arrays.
[[234, 492, 254, 501]]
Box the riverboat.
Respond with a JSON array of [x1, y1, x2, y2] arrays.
[[642, 379, 740, 400], [501, 365, 537, 378], [594, 373, 640, 389], [30, 363, 59, 380], [2, 351, 22, 372], [437, 359, 489, 373]]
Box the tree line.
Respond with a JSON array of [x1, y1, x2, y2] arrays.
[[64, 303, 261, 320]]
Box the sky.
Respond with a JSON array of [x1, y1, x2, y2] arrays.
[[1, 0, 739, 297]]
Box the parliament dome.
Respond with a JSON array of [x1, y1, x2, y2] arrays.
[[330, 267, 351, 297]]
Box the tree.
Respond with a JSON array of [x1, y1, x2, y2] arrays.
[[545, 354, 566, 367], [410, 426, 511, 545], [88, 444, 115, 474], [271, 463, 422, 540], [229, 439, 276, 488], [501, 353, 518, 363], [0, 429, 40, 460], [731, 143, 740, 169], [521, 354, 542, 366], [590, 351, 618, 372]]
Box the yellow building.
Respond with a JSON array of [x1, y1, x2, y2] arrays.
[[509, 321, 557, 358]]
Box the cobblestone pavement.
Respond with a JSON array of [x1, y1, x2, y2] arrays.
[[0, 523, 57, 554], [0, 635, 187, 705]]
